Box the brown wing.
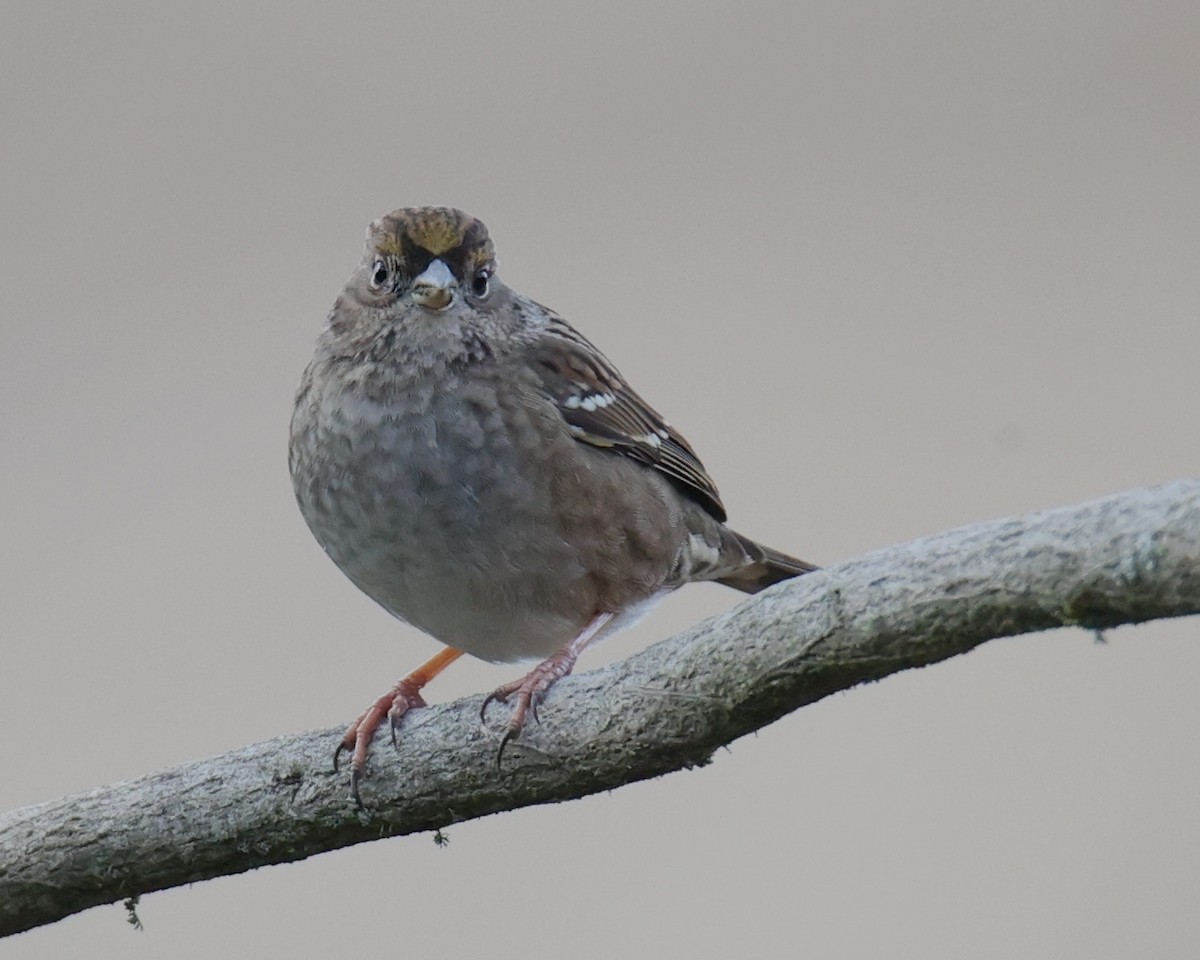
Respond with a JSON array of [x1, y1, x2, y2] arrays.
[[529, 310, 727, 521]]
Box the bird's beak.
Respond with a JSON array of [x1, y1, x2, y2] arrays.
[[411, 258, 456, 311]]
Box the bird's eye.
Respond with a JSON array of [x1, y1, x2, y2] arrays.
[[370, 259, 390, 290], [471, 266, 492, 298]]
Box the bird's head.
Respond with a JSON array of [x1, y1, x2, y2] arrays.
[[359, 206, 498, 314]]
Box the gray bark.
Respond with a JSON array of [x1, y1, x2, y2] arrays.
[[2, 479, 1198, 938]]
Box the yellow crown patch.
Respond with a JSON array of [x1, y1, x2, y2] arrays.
[[407, 211, 465, 255], [372, 207, 493, 267]]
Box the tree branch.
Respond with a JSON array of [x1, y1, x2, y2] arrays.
[[2, 479, 1198, 937]]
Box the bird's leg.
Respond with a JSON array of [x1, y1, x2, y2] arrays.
[[335, 645, 464, 806], [481, 611, 614, 762]]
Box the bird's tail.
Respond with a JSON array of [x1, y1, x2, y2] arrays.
[[716, 531, 819, 594]]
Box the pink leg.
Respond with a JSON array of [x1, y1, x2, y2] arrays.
[[335, 646, 464, 806], [480, 612, 615, 762]]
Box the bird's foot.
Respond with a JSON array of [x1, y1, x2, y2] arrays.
[[480, 648, 580, 763], [334, 646, 464, 807], [480, 611, 615, 764], [334, 679, 426, 807]]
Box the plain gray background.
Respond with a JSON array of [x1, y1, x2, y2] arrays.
[[2, 2, 1197, 957]]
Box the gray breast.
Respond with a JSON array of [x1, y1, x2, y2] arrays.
[[290, 363, 608, 661]]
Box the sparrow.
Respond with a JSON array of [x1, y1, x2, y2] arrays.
[[289, 206, 816, 803]]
